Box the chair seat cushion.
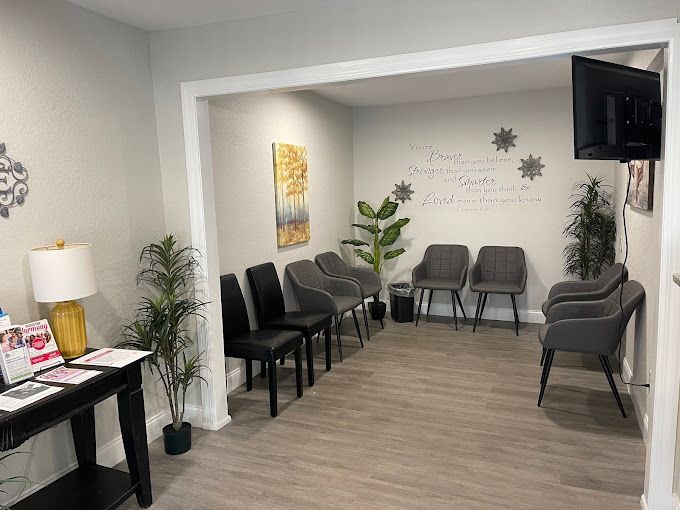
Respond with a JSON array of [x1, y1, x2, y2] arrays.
[[414, 277, 463, 291], [333, 295, 362, 315], [541, 300, 549, 315], [263, 312, 332, 336], [538, 324, 549, 345], [470, 280, 523, 294], [224, 329, 303, 361], [359, 281, 382, 298]]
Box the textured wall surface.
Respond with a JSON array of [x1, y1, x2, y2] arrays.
[[209, 91, 354, 374], [353, 88, 615, 316], [0, 0, 165, 503]]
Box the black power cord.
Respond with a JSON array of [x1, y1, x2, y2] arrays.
[[617, 160, 650, 389]]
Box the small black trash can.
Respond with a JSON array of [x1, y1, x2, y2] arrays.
[[389, 283, 415, 323]]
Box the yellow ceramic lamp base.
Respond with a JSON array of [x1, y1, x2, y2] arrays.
[[50, 300, 88, 359]]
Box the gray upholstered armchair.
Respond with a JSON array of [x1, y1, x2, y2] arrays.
[[538, 280, 645, 417], [315, 251, 383, 336], [469, 246, 527, 335], [286, 260, 364, 361], [541, 263, 628, 316], [412, 245, 469, 329]]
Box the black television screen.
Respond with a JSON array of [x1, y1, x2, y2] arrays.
[[572, 55, 662, 161]]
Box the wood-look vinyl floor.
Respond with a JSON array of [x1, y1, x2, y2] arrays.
[[119, 315, 645, 510]]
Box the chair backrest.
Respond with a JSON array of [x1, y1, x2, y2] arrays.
[[220, 273, 251, 342], [286, 260, 327, 292], [315, 252, 347, 277], [423, 245, 468, 279], [246, 262, 285, 325], [477, 246, 525, 283], [596, 263, 629, 292], [603, 280, 645, 334]]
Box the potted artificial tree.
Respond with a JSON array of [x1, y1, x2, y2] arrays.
[[118, 235, 206, 455], [563, 174, 616, 280], [342, 197, 410, 320]]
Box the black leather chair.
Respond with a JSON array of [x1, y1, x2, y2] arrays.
[[469, 246, 527, 335], [220, 273, 303, 417], [538, 281, 645, 417], [412, 244, 469, 330], [246, 262, 333, 387]]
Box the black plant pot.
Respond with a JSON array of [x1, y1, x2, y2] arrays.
[[163, 422, 192, 455], [369, 301, 387, 320]]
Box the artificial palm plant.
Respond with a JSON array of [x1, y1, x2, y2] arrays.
[[118, 235, 206, 453], [563, 174, 616, 280], [341, 197, 410, 274]]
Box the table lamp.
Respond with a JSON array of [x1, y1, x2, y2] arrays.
[[28, 240, 97, 359]]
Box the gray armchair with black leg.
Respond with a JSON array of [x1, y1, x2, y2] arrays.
[[412, 245, 469, 330], [470, 246, 527, 335], [542, 263, 628, 316], [537, 280, 645, 417], [315, 251, 383, 338], [286, 260, 364, 362]]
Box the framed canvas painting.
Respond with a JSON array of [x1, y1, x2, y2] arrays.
[[627, 160, 654, 211], [272, 142, 310, 247]]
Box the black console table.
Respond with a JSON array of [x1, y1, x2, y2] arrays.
[[0, 355, 152, 509]]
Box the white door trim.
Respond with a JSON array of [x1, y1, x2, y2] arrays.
[[179, 18, 680, 507]]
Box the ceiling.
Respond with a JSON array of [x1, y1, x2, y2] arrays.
[[65, 0, 331, 31], [312, 49, 661, 107]]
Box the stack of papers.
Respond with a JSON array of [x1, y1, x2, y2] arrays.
[[36, 366, 101, 385], [71, 348, 151, 368], [0, 381, 62, 412]]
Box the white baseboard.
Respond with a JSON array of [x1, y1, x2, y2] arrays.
[[622, 357, 649, 442], [414, 302, 544, 324]]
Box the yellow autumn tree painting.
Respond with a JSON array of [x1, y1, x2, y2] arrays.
[[272, 143, 310, 247]]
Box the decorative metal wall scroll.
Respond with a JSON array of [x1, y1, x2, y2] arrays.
[[392, 180, 414, 203], [491, 127, 518, 152], [0, 143, 29, 218], [518, 154, 545, 180]]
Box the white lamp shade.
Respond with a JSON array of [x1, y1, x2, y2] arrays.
[[28, 242, 97, 303]]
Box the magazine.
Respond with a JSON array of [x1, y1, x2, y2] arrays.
[[35, 366, 101, 385], [21, 320, 64, 372], [0, 325, 34, 384], [71, 348, 150, 368], [0, 381, 62, 412]]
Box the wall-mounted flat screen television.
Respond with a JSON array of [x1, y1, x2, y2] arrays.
[[572, 55, 662, 161]]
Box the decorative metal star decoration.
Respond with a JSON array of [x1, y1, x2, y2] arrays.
[[392, 180, 414, 203], [0, 143, 29, 219], [518, 154, 545, 180], [492, 127, 518, 152]]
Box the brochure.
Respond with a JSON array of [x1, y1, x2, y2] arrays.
[[0, 309, 10, 330], [35, 366, 101, 385], [71, 348, 150, 368], [21, 320, 64, 372], [0, 326, 34, 385], [0, 381, 63, 412]]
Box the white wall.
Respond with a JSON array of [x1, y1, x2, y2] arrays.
[[0, 0, 165, 504], [352, 88, 615, 319], [208, 91, 354, 379]]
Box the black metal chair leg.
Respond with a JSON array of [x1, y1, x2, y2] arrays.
[[538, 349, 555, 407], [473, 293, 482, 332], [379, 317, 384, 329], [455, 291, 467, 320], [540, 347, 547, 366], [294, 347, 303, 398], [415, 289, 424, 326], [304, 334, 314, 387], [351, 309, 364, 348], [361, 301, 371, 341], [268, 360, 278, 417], [599, 355, 627, 418], [245, 359, 253, 391], [335, 317, 343, 362], [260, 361, 266, 379], [426, 289, 434, 317], [450, 290, 458, 331], [325, 326, 332, 371], [510, 294, 519, 336], [479, 293, 488, 321]]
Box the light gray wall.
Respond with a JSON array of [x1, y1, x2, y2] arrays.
[[0, 0, 165, 504], [352, 87, 615, 318], [148, 0, 680, 242], [208, 91, 354, 375]]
